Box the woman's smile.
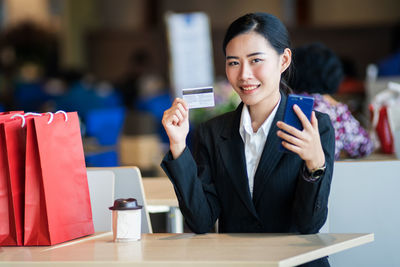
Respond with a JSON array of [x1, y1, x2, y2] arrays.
[[240, 84, 261, 94]]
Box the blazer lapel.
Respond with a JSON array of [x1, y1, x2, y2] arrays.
[[218, 103, 259, 219], [252, 93, 287, 206]]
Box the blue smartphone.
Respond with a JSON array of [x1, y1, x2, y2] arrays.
[[280, 94, 314, 152]]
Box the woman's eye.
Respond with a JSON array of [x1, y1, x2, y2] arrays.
[[251, 58, 263, 63], [227, 61, 239, 66]]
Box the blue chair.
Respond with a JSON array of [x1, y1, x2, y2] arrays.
[[378, 51, 400, 77], [85, 106, 126, 146], [84, 107, 126, 167], [85, 150, 119, 167], [14, 81, 49, 111]]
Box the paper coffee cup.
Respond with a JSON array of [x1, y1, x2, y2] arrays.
[[109, 198, 142, 242]]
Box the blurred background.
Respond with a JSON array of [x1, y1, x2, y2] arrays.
[[0, 0, 399, 174]]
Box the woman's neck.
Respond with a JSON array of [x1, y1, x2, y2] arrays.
[[248, 92, 281, 133]]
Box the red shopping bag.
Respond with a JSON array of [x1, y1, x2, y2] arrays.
[[24, 112, 94, 246], [376, 106, 394, 154], [0, 111, 24, 115], [0, 113, 25, 246]]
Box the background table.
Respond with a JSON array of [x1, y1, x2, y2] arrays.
[[143, 177, 183, 233], [142, 177, 178, 207], [0, 232, 373, 266]]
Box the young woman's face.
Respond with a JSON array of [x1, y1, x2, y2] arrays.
[[225, 32, 291, 108]]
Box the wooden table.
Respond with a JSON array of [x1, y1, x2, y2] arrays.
[[142, 177, 178, 207], [0, 232, 374, 266]]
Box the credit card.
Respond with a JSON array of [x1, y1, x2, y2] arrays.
[[182, 86, 215, 109]]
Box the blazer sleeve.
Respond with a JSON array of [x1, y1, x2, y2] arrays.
[[292, 112, 335, 234], [160, 124, 220, 233]]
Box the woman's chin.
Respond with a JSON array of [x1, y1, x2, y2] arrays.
[[240, 97, 259, 107]]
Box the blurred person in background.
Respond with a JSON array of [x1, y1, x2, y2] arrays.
[[290, 42, 374, 160], [134, 72, 172, 143], [54, 70, 98, 118], [13, 62, 49, 111], [0, 46, 17, 110], [0, 22, 59, 111], [117, 49, 152, 109]]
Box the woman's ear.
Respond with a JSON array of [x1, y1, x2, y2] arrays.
[[280, 48, 292, 73]]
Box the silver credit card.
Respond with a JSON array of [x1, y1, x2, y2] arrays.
[[182, 86, 215, 109]]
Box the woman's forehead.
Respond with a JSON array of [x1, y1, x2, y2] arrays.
[[226, 32, 274, 55]]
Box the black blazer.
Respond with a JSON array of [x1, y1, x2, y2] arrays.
[[161, 93, 335, 235]]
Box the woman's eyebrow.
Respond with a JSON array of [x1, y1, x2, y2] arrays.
[[226, 52, 265, 60], [247, 52, 265, 57], [226, 56, 239, 60]]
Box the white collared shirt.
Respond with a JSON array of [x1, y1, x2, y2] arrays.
[[239, 100, 280, 198]]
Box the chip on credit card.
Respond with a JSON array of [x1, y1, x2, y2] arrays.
[[182, 86, 215, 109]]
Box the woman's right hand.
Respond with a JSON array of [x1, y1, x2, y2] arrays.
[[162, 98, 189, 159]]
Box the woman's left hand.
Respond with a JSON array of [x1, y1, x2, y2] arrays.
[[276, 104, 325, 171]]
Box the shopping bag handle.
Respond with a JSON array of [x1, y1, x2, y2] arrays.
[[46, 112, 54, 124], [10, 114, 26, 128], [9, 111, 68, 127], [24, 112, 42, 116], [55, 110, 68, 122], [11, 112, 43, 127], [47, 111, 68, 124]]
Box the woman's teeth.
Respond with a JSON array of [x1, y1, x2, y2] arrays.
[[241, 85, 259, 91]]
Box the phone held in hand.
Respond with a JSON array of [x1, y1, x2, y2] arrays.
[[280, 94, 314, 153]]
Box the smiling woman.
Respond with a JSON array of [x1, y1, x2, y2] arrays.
[[224, 32, 289, 130], [161, 12, 335, 267]]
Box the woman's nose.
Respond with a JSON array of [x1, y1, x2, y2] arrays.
[[239, 63, 252, 80]]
